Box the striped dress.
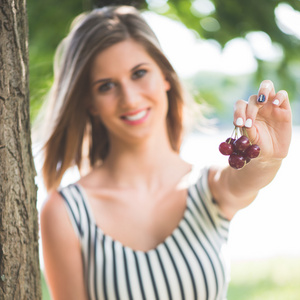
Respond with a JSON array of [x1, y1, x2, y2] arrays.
[[60, 167, 231, 300]]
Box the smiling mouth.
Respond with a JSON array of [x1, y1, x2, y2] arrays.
[[121, 108, 149, 122]]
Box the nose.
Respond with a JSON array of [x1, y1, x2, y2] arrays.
[[118, 81, 141, 108]]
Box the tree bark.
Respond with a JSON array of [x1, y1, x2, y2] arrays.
[[0, 0, 42, 299]]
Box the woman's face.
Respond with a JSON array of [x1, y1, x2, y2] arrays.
[[89, 39, 171, 146]]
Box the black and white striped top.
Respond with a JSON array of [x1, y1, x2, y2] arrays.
[[60, 167, 231, 300]]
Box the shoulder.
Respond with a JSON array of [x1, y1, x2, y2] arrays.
[[207, 164, 237, 221], [40, 190, 65, 226], [207, 165, 220, 188], [40, 189, 80, 260], [40, 189, 78, 245], [188, 164, 211, 187], [192, 165, 231, 221], [40, 190, 68, 224], [40, 190, 88, 299]]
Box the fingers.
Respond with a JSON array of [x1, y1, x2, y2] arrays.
[[234, 91, 288, 128], [233, 95, 259, 129], [233, 80, 275, 128], [272, 90, 290, 110], [233, 80, 290, 128], [233, 99, 248, 127], [233, 95, 260, 143], [244, 95, 259, 128], [257, 80, 276, 104], [256, 80, 290, 112]]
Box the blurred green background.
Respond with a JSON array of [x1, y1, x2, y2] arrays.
[[27, 0, 300, 299], [28, 0, 300, 124]]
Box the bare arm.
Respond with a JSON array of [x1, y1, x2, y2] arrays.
[[40, 191, 88, 300], [209, 80, 292, 220]]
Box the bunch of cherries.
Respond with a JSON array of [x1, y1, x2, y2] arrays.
[[219, 126, 260, 169]]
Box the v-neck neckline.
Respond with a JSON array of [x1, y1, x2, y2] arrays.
[[74, 165, 200, 254], [76, 182, 192, 254]]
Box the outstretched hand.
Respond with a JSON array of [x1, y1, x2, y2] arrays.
[[233, 80, 292, 161]]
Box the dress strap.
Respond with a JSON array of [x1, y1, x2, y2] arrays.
[[59, 184, 93, 240]]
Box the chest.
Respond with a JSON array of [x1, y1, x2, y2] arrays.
[[90, 228, 229, 300], [86, 187, 188, 252], [75, 186, 230, 300]]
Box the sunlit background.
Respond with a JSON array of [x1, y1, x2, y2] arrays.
[[143, 1, 300, 257], [145, 6, 300, 298], [144, 1, 300, 261], [29, 0, 300, 298]]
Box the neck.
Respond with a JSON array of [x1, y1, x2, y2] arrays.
[[100, 131, 186, 190]]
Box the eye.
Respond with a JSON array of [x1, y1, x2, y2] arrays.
[[132, 69, 147, 80], [97, 81, 115, 93]]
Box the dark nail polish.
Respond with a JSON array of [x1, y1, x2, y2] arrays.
[[257, 94, 266, 103]]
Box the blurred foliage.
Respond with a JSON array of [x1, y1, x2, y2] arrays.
[[165, 0, 300, 54], [95, 0, 146, 8], [184, 72, 257, 125], [27, 0, 84, 120], [27, 0, 300, 123], [155, 0, 300, 102]]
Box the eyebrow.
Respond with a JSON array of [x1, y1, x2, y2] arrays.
[[91, 62, 149, 86]]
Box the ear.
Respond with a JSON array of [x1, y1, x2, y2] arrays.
[[88, 104, 99, 116], [164, 77, 171, 92], [86, 98, 99, 116]]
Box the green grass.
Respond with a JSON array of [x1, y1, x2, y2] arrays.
[[227, 257, 300, 300], [41, 272, 51, 300], [41, 257, 300, 299]]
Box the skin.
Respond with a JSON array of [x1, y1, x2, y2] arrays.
[[40, 40, 292, 299], [209, 80, 292, 219]]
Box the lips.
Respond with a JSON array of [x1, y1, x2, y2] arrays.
[[120, 108, 150, 124]]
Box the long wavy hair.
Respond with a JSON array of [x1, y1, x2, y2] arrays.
[[38, 5, 185, 191]]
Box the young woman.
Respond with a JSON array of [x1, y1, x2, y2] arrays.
[[39, 5, 292, 300]]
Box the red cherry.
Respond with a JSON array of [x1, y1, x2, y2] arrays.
[[228, 154, 246, 169], [244, 156, 251, 164], [244, 144, 260, 159], [219, 142, 234, 155], [226, 137, 236, 145], [219, 127, 260, 169], [234, 136, 250, 152]]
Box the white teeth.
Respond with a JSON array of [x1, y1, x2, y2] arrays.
[[124, 110, 147, 121]]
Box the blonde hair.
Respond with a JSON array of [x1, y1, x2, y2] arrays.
[[38, 5, 185, 191]]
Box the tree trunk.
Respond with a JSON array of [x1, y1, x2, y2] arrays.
[[0, 0, 42, 299]]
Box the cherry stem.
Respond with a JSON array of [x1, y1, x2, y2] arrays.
[[230, 127, 236, 140], [242, 127, 252, 145], [234, 126, 239, 139]]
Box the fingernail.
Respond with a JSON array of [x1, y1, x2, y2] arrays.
[[245, 118, 252, 128], [257, 94, 266, 103], [273, 99, 279, 106], [236, 117, 243, 126], [260, 82, 272, 89]]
